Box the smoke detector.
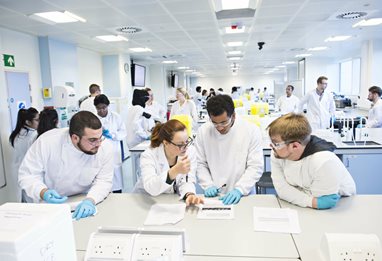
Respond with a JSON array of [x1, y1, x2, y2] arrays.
[[116, 26, 142, 34]]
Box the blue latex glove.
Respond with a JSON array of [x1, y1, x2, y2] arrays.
[[219, 189, 242, 205], [204, 186, 218, 197], [317, 194, 340, 209], [43, 189, 68, 204], [72, 199, 96, 220], [102, 129, 113, 139]]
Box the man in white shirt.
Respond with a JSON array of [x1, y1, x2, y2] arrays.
[[366, 86, 382, 128], [193, 86, 203, 111], [79, 84, 101, 115], [298, 76, 335, 130], [267, 113, 356, 209], [276, 85, 300, 113], [19, 111, 114, 220], [196, 95, 264, 205]]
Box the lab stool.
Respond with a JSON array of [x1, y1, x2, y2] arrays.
[[255, 172, 274, 194]]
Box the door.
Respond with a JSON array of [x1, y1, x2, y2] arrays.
[[5, 71, 31, 130], [0, 129, 5, 189]]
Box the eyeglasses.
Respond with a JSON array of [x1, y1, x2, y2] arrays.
[[83, 135, 105, 146], [210, 117, 232, 128], [270, 141, 293, 150], [169, 137, 193, 150]]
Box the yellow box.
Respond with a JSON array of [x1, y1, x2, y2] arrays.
[[241, 115, 261, 127], [250, 102, 269, 117], [244, 94, 251, 101], [170, 114, 192, 137], [233, 99, 243, 108]]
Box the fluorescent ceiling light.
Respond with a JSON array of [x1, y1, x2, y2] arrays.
[[177, 66, 189, 70], [185, 69, 194, 72], [129, 47, 152, 52], [325, 35, 351, 42], [30, 11, 86, 24], [276, 65, 286, 68], [230, 63, 240, 68], [222, 0, 249, 10], [353, 18, 382, 27], [162, 61, 178, 64], [282, 61, 296, 65], [228, 57, 241, 60], [225, 26, 246, 34], [96, 35, 128, 42], [228, 50, 242, 55], [295, 53, 312, 58], [226, 41, 244, 47], [308, 46, 328, 51]]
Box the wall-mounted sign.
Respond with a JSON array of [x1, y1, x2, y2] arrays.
[[3, 54, 15, 67]]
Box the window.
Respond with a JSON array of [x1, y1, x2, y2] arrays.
[[339, 58, 360, 95]]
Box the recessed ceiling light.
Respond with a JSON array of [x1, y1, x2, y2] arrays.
[[162, 60, 178, 64], [353, 18, 382, 27], [177, 66, 189, 70], [282, 61, 296, 65], [228, 50, 242, 55], [325, 35, 351, 42], [227, 41, 244, 47], [96, 35, 128, 42], [228, 57, 241, 60], [185, 69, 194, 72], [129, 47, 152, 52], [222, 0, 249, 10], [308, 46, 328, 51], [230, 63, 240, 68], [295, 53, 312, 57], [276, 65, 286, 68], [30, 11, 86, 24], [225, 26, 246, 34]]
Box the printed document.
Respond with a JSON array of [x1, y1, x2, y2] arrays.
[[253, 207, 300, 234], [197, 199, 234, 220], [144, 203, 186, 225]]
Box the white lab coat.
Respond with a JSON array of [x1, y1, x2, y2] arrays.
[[193, 92, 203, 111], [366, 99, 382, 128], [170, 100, 198, 128], [126, 105, 152, 149], [145, 101, 166, 122], [79, 96, 97, 115], [196, 117, 264, 195], [276, 95, 300, 113], [298, 89, 335, 130], [11, 127, 37, 202], [231, 91, 240, 99], [18, 128, 114, 203], [271, 151, 356, 208], [99, 111, 127, 191], [133, 144, 196, 199]]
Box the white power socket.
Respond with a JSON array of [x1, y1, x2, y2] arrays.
[[320, 233, 382, 261], [132, 234, 183, 260], [85, 233, 134, 260]]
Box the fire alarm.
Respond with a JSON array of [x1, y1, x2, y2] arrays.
[[231, 25, 238, 29]]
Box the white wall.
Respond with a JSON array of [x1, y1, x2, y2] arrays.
[[77, 47, 103, 97], [305, 57, 338, 94]]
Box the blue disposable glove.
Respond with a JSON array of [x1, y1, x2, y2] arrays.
[[43, 189, 68, 204], [219, 189, 242, 205], [102, 129, 113, 139], [204, 186, 218, 197], [72, 199, 96, 220], [317, 194, 340, 209]]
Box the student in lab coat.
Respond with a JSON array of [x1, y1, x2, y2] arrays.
[[193, 86, 203, 111], [298, 76, 335, 130], [145, 87, 166, 123], [37, 108, 58, 138], [79, 83, 101, 115], [18, 111, 114, 220], [94, 94, 127, 193], [366, 86, 382, 128], [195, 95, 264, 205], [276, 85, 300, 113], [133, 120, 204, 206], [267, 113, 356, 209], [170, 87, 198, 126], [9, 107, 39, 202]]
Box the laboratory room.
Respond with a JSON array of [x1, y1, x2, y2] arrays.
[[1, 0, 382, 260]]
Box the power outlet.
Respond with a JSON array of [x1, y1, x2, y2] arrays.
[[132, 234, 183, 260], [85, 233, 134, 260]]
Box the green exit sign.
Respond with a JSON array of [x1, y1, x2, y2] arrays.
[[3, 54, 15, 67]]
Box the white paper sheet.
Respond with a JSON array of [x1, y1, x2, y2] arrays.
[[144, 203, 186, 225], [197, 199, 234, 220], [253, 207, 301, 234]]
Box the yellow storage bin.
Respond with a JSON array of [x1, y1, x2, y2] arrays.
[[170, 114, 192, 137], [243, 94, 251, 101], [233, 99, 243, 108], [241, 115, 261, 127], [250, 102, 269, 117]]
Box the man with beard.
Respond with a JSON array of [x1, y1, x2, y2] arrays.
[[267, 113, 356, 209], [19, 111, 114, 220], [366, 86, 382, 128], [196, 95, 263, 205]]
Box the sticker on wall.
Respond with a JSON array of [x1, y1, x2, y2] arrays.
[[17, 101, 26, 109]]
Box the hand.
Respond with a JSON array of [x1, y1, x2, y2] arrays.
[[316, 194, 340, 209], [102, 129, 113, 139], [43, 189, 68, 204], [185, 194, 204, 206], [72, 199, 96, 220], [204, 186, 218, 197], [169, 155, 190, 179], [219, 189, 242, 205]]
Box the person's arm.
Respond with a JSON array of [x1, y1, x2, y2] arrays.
[[111, 114, 127, 141], [297, 93, 309, 113], [195, 128, 214, 190], [234, 126, 264, 195], [366, 105, 382, 128], [189, 100, 198, 123], [177, 146, 197, 199], [134, 110, 150, 139], [328, 94, 336, 115], [276, 97, 282, 112], [86, 141, 114, 204]]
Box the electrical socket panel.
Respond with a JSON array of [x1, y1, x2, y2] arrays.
[[320, 233, 382, 261], [85, 233, 134, 260], [132, 234, 183, 260]]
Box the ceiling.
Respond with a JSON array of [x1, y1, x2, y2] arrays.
[[0, 0, 382, 77]]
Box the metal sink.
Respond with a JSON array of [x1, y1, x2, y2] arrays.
[[342, 141, 381, 146]]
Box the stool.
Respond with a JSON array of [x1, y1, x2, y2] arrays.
[[255, 172, 274, 194]]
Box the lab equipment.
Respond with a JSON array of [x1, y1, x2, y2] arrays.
[[85, 227, 186, 261], [317, 194, 340, 209], [102, 129, 113, 139], [219, 188, 243, 205], [43, 189, 68, 203], [0, 203, 76, 261], [72, 199, 96, 220], [250, 102, 269, 117], [53, 85, 78, 127], [204, 186, 218, 197], [320, 233, 381, 261]]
